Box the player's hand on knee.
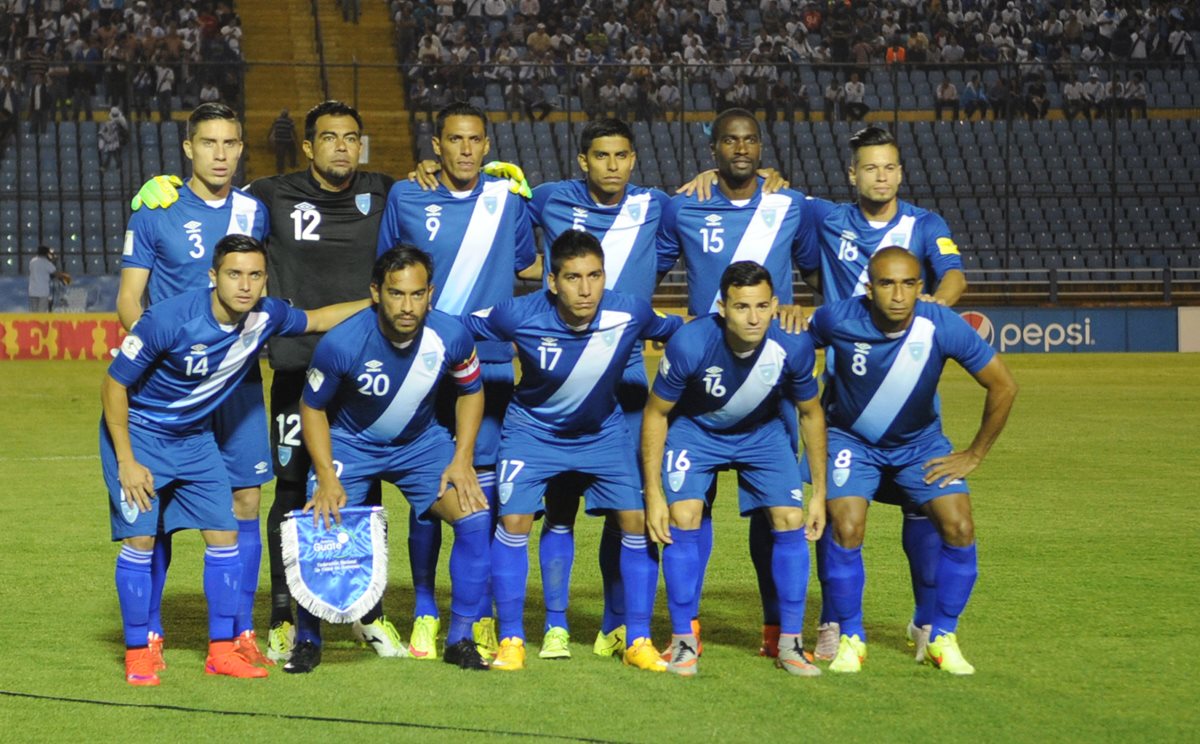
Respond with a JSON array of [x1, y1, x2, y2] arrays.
[[130, 175, 182, 211], [676, 169, 717, 201], [644, 490, 672, 545], [408, 159, 441, 190], [775, 304, 810, 333], [922, 451, 981, 487], [440, 457, 485, 514], [304, 481, 347, 530], [118, 460, 155, 512]]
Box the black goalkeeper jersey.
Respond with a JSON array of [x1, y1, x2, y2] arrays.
[[247, 169, 395, 371]]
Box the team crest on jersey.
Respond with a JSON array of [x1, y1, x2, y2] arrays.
[[890, 234, 908, 249], [908, 342, 926, 360], [118, 489, 140, 524], [236, 214, 249, 232], [278, 446, 293, 467], [422, 352, 438, 371], [704, 214, 722, 226], [761, 209, 777, 228], [833, 467, 850, 487], [627, 203, 642, 221], [356, 194, 371, 215], [602, 330, 616, 347], [498, 482, 513, 505], [758, 362, 778, 384], [668, 470, 686, 492], [484, 196, 498, 214]]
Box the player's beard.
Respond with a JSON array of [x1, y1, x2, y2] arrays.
[[315, 163, 355, 189]]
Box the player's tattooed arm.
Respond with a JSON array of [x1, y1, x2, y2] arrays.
[[795, 395, 827, 541], [676, 168, 790, 201], [101, 375, 155, 512], [641, 392, 676, 545], [299, 400, 347, 529], [922, 355, 1018, 487]]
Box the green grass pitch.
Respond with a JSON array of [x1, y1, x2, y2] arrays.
[[0, 354, 1197, 742]]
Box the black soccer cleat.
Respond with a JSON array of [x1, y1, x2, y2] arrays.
[[283, 640, 322, 674], [443, 638, 491, 671]]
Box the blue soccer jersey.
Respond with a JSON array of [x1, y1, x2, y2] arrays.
[[807, 298, 995, 448], [108, 288, 309, 436], [657, 181, 812, 315], [462, 290, 682, 436], [375, 175, 536, 362], [122, 184, 268, 305], [652, 315, 820, 432], [530, 179, 670, 301], [802, 198, 964, 304], [303, 308, 482, 445]]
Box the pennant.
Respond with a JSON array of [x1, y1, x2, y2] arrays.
[[281, 505, 388, 623]]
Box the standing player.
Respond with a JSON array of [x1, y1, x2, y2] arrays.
[[642, 261, 827, 678], [460, 231, 682, 672], [104, 235, 367, 685], [291, 246, 492, 673], [375, 101, 539, 661], [117, 102, 269, 669], [807, 247, 1016, 675]]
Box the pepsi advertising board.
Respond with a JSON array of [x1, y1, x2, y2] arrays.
[[958, 308, 1178, 353]]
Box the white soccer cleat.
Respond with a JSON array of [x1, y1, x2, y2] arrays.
[[352, 616, 410, 658]]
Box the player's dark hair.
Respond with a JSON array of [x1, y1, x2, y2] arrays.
[[187, 102, 240, 140], [549, 230, 604, 275], [710, 108, 760, 144], [372, 245, 434, 287], [304, 100, 363, 141], [435, 101, 488, 137], [212, 234, 266, 270], [849, 125, 900, 163], [719, 261, 773, 299], [579, 118, 634, 155], [867, 245, 920, 281]]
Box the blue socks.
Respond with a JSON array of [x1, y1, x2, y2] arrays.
[[203, 545, 240, 641], [902, 512, 942, 628], [235, 518, 261, 635], [447, 511, 491, 645], [115, 545, 153, 648], [296, 605, 322, 646], [620, 532, 658, 645], [491, 525, 529, 641], [931, 543, 977, 641], [408, 508, 442, 619], [771, 528, 810, 636], [825, 540, 866, 640], [598, 523, 625, 633], [815, 526, 837, 624], [148, 533, 171, 636], [475, 469, 497, 622], [695, 515, 713, 619], [749, 509, 781, 625], [662, 526, 700, 635], [540, 522, 574, 631]]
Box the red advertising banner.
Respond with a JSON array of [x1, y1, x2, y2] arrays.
[[0, 314, 127, 360]]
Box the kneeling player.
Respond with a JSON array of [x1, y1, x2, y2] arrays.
[[808, 247, 1017, 675], [642, 261, 827, 677], [293, 246, 492, 672]]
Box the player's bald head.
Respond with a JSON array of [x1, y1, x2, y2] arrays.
[[867, 246, 920, 282]]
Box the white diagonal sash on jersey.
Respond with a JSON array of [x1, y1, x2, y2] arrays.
[[226, 191, 260, 236], [168, 311, 268, 409], [698, 339, 786, 429], [437, 182, 509, 315], [852, 214, 918, 296], [539, 310, 630, 416], [709, 193, 793, 312], [361, 329, 446, 443], [851, 316, 935, 443], [282, 505, 388, 623], [602, 193, 651, 289]]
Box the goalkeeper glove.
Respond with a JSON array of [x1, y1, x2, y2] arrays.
[[482, 161, 532, 199], [130, 175, 183, 211]]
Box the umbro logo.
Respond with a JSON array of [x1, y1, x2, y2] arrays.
[[295, 201, 316, 211], [704, 214, 722, 226], [425, 204, 443, 216], [572, 207, 588, 218], [854, 342, 871, 351], [841, 230, 858, 241], [365, 360, 383, 371], [190, 344, 207, 353], [704, 365, 723, 375], [540, 337, 558, 346], [184, 220, 202, 230]]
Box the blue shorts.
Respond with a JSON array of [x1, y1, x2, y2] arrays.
[[495, 411, 643, 518], [101, 420, 236, 539], [826, 428, 970, 506], [665, 416, 805, 516], [212, 379, 272, 489], [308, 427, 456, 518], [436, 361, 511, 469]]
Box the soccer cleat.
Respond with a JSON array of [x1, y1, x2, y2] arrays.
[[925, 632, 975, 676], [266, 621, 295, 663], [907, 622, 932, 663], [352, 616, 409, 658], [125, 647, 161, 686], [775, 635, 821, 677], [473, 617, 499, 660], [622, 637, 668, 672], [665, 635, 699, 677], [593, 625, 626, 659], [408, 615, 440, 660], [814, 621, 840, 661], [206, 641, 269, 678], [147, 631, 166, 671], [538, 626, 572, 660], [282, 640, 322, 674], [491, 637, 526, 671], [444, 638, 490, 670], [829, 634, 867, 674], [758, 623, 780, 658], [662, 619, 704, 661], [235, 630, 276, 667]]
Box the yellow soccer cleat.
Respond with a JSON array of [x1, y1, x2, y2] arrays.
[[266, 621, 295, 663], [622, 637, 668, 672], [408, 615, 440, 660], [925, 632, 975, 676], [473, 617, 499, 661], [539, 626, 571, 660], [593, 625, 626, 658], [492, 637, 526, 671], [829, 634, 867, 673]]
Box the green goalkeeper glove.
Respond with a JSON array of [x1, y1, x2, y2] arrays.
[[130, 175, 183, 211], [481, 161, 532, 199]]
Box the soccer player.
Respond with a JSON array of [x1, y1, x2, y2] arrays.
[[657, 107, 815, 657], [806, 247, 1017, 675], [117, 102, 270, 669], [290, 246, 492, 673], [460, 231, 682, 672], [642, 261, 827, 678], [798, 125, 968, 662], [104, 235, 367, 685], [375, 101, 539, 661]]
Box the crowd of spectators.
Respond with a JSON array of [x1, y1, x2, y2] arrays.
[[391, 0, 1196, 122]]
